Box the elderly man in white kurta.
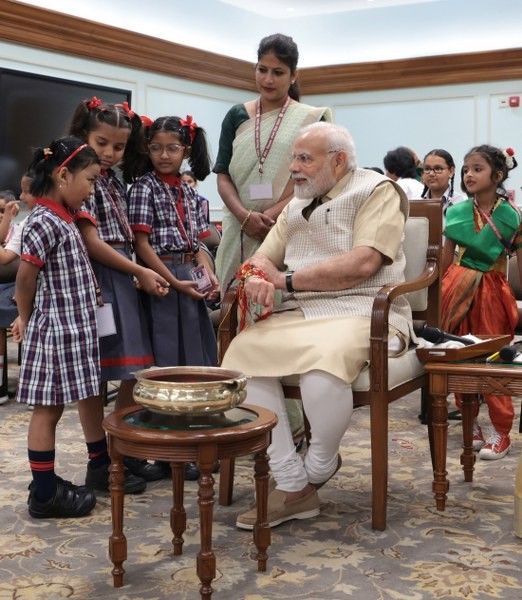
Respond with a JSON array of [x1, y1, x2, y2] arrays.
[[222, 122, 413, 529]]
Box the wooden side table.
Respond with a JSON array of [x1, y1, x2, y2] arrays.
[[425, 361, 522, 511], [103, 404, 277, 600]]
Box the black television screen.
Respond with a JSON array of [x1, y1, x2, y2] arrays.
[[0, 68, 131, 194]]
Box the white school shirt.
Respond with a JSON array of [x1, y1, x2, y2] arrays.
[[4, 215, 28, 255]]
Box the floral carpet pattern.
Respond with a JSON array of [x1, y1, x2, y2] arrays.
[[0, 386, 521, 599]]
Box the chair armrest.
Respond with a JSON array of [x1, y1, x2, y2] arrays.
[[217, 287, 239, 365], [368, 261, 439, 392]]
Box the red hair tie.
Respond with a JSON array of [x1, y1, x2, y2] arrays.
[[141, 115, 153, 127], [179, 115, 198, 142], [118, 102, 135, 119], [88, 96, 103, 110]]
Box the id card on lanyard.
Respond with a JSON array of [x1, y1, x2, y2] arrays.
[[249, 96, 290, 202]]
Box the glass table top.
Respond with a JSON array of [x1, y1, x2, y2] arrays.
[[124, 407, 257, 431]]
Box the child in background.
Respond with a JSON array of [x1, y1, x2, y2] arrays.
[[383, 146, 425, 199], [69, 97, 169, 492], [181, 169, 210, 225], [14, 137, 100, 518], [421, 149, 468, 219], [129, 116, 219, 481], [442, 145, 521, 460], [0, 173, 35, 405]]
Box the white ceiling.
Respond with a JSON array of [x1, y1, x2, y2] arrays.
[[15, 0, 522, 68]]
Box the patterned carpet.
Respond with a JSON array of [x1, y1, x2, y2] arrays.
[[0, 382, 521, 599]]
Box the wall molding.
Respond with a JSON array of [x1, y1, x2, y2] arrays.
[[1, 0, 522, 95]]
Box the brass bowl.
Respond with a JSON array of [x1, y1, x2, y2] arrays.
[[133, 366, 248, 415]]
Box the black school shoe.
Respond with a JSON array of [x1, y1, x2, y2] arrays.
[[85, 462, 146, 494], [123, 457, 167, 481], [28, 479, 96, 519], [153, 461, 220, 480]]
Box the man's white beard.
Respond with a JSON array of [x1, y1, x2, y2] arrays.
[[293, 167, 337, 200]]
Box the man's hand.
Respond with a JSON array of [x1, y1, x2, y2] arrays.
[[244, 276, 275, 314]]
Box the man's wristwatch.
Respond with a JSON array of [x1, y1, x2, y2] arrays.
[[285, 270, 295, 293]]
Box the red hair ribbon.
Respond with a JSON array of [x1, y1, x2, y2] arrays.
[[141, 115, 153, 127], [179, 115, 198, 142], [119, 102, 135, 119], [236, 262, 272, 331], [88, 96, 103, 110]]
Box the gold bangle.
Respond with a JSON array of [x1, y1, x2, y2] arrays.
[[240, 210, 253, 230]]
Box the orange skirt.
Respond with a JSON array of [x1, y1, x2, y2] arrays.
[[441, 264, 518, 337]]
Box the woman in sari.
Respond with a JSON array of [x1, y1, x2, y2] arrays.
[[442, 144, 521, 460], [213, 33, 332, 295]]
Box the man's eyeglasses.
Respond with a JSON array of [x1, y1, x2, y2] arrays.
[[290, 149, 340, 166], [423, 166, 448, 174], [148, 143, 185, 156]]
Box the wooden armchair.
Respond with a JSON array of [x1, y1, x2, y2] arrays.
[[217, 199, 442, 530]]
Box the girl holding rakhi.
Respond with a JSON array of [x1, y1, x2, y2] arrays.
[[129, 115, 218, 369]]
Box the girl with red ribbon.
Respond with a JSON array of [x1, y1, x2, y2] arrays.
[[128, 116, 218, 372], [68, 98, 170, 492]]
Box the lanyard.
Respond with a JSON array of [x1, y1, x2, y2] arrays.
[[106, 179, 134, 244], [163, 182, 194, 248], [254, 96, 290, 175], [474, 197, 516, 253]]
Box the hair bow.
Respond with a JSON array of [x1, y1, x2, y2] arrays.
[[140, 115, 153, 127], [503, 147, 516, 169], [43, 147, 53, 160], [119, 101, 135, 119], [88, 96, 103, 110], [179, 115, 198, 142]]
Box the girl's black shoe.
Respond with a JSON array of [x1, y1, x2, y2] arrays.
[[28, 479, 96, 519]]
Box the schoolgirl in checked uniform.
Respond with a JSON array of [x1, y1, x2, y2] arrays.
[[129, 116, 218, 367], [69, 98, 169, 490], [16, 137, 100, 519]]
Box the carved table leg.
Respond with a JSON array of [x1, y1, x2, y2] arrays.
[[430, 389, 450, 511], [253, 449, 270, 572], [171, 462, 186, 556], [197, 460, 216, 600], [107, 443, 127, 587], [460, 394, 476, 482]]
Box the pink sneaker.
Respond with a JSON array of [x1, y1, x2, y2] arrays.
[[472, 422, 485, 451], [478, 431, 512, 460]]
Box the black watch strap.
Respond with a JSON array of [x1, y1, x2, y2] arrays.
[[285, 270, 295, 293]]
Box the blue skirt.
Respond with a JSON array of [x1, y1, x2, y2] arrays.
[[141, 260, 217, 367], [0, 283, 18, 328], [93, 249, 154, 381]]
